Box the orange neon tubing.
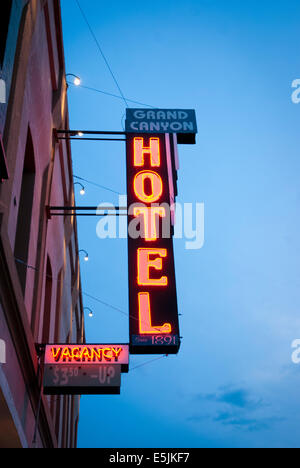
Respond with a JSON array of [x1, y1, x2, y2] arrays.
[[133, 170, 163, 204], [137, 248, 168, 286], [134, 137, 161, 167], [138, 292, 172, 334], [133, 206, 166, 241]]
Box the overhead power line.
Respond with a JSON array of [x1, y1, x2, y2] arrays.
[[75, 0, 129, 108], [73, 175, 123, 196], [68, 83, 155, 109], [130, 355, 168, 372], [15, 257, 168, 333]]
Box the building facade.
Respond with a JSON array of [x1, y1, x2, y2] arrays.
[[0, 0, 84, 448]]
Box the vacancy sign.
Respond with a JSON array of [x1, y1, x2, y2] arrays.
[[43, 344, 129, 395]]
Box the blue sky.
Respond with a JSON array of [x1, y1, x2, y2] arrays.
[[61, 0, 300, 448]]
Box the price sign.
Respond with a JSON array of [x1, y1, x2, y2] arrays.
[[43, 364, 122, 395]]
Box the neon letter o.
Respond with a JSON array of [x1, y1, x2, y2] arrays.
[[133, 171, 163, 203]]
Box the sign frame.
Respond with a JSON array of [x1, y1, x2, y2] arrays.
[[125, 109, 197, 144]]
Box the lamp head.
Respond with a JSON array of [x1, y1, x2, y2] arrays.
[[66, 74, 81, 87], [73, 76, 81, 86]]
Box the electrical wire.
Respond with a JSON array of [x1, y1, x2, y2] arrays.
[[49, 353, 168, 394], [130, 355, 168, 372], [26, 1, 174, 380], [121, 112, 125, 131], [14, 257, 169, 333], [73, 175, 123, 196], [75, 0, 129, 108], [68, 82, 155, 109], [15, 257, 128, 318], [82, 291, 128, 320]]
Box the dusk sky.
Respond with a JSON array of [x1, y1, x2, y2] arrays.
[[61, 0, 300, 448]]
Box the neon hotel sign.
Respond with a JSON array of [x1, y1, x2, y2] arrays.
[[126, 109, 197, 354]]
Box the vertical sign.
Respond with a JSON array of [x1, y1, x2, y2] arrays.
[[126, 134, 180, 354]]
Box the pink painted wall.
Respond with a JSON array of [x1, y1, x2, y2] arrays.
[[0, 0, 84, 448]]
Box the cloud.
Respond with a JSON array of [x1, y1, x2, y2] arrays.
[[214, 411, 235, 422], [189, 385, 283, 433], [197, 386, 264, 410], [187, 414, 211, 423], [213, 412, 284, 432]]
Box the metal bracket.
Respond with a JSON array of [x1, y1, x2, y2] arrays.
[[46, 205, 127, 220], [54, 129, 126, 142], [35, 343, 46, 358]]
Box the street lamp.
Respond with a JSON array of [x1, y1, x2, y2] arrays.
[[84, 307, 94, 318], [74, 182, 85, 196], [79, 249, 89, 262], [66, 73, 81, 86]]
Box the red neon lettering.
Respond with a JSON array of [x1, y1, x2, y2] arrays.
[[81, 347, 92, 362], [111, 347, 122, 361], [72, 347, 81, 361], [133, 171, 163, 204], [134, 137, 160, 167], [103, 348, 113, 361], [137, 248, 168, 286], [91, 348, 102, 362], [61, 347, 72, 362], [138, 292, 171, 334], [51, 347, 62, 362]]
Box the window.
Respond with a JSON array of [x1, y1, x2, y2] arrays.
[[55, 396, 62, 444], [0, 1, 12, 67], [14, 128, 36, 294], [0, 136, 9, 181], [54, 268, 63, 342], [42, 257, 53, 344]]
